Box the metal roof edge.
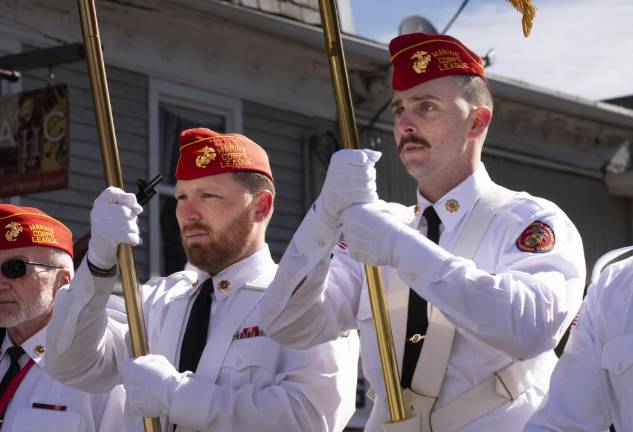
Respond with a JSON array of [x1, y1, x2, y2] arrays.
[[181, 0, 633, 129], [487, 73, 633, 130]]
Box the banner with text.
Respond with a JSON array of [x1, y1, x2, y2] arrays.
[[0, 85, 69, 198]]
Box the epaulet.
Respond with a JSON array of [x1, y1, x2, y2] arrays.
[[243, 283, 267, 292], [591, 246, 633, 284]]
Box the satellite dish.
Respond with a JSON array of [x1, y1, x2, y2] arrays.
[[398, 15, 439, 35]]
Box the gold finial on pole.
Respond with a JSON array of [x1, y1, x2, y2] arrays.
[[507, 0, 537, 36], [317, 0, 407, 423], [76, 1, 160, 431]]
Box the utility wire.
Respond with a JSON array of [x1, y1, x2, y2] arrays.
[[441, 0, 471, 34]]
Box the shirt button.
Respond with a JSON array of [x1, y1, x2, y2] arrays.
[[318, 239, 326, 247], [408, 273, 416, 282], [236, 358, 243, 367]]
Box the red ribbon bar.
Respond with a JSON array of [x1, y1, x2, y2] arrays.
[[32, 402, 67, 411]]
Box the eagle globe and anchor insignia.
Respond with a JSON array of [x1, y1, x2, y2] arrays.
[[5, 222, 23, 242], [411, 50, 432, 74], [195, 146, 217, 168]]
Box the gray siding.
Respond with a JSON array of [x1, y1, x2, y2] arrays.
[[360, 128, 417, 206], [243, 101, 314, 259], [18, 62, 150, 280], [484, 154, 631, 271]]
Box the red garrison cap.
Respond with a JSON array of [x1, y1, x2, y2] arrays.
[[175, 128, 273, 181], [0, 204, 73, 257], [389, 33, 485, 91]]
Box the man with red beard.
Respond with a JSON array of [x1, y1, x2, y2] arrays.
[[44, 128, 359, 432], [0, 204, 125, 431], [261, 33, 586, 431]]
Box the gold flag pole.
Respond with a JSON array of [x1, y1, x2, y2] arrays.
[[317, 0, 407, 423], [76, 1, 161, 431]]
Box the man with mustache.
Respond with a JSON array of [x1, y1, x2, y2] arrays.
[[0, 204, 124, 431], [44, 128, 359, 431], [261, 33, 586, 431]]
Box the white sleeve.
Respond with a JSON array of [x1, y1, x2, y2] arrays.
[[168, 335, 360, 432], [524, 278, 611, 431], [45, 259, 131, 392], [396, 208, 586, 359], [261, 207, 363, 349]]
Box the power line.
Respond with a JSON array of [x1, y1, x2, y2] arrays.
[[441, 0, 471, 34]]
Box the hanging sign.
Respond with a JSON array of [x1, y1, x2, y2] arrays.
[[0, 85, 69, 198]]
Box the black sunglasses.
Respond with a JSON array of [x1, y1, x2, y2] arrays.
[[1, 259, 63, 279]]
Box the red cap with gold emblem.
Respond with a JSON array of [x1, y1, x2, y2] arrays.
[[176, 128, 273, 181], [0, 204, 73, 257], [389, 33, 485, 91]]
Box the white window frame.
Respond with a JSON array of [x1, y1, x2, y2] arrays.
[[147, 78, 242, 277], [0, 37, 22, 205]]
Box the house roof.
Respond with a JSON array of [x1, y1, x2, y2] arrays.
[[225, 0, 321, 26]]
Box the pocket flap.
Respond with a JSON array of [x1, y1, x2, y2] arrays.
[[13, 408, 81, 432], [222, 338, 278, 371]]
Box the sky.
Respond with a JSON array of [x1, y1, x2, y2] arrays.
[[349, 0, 633, 102]]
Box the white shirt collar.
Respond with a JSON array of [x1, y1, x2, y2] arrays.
[[416, 163, 493, 233], [1, 325, 47, 367], [192, 245, 275, 301]]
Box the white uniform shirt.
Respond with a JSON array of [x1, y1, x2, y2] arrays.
[[0, 327, 125, 432], [45, 246, 359, 432], [261, 164, 586, 431], [526, 253, 633, 432]]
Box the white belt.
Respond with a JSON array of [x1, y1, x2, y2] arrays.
[[386, 351, 556, 432]]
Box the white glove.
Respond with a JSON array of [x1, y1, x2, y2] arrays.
[[315, 149, 381, 227], [87, 186, 142, 269], [120, 354, 187, 418], [341, 201, 420, 267]]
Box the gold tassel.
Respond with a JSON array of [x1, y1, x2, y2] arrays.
[[507, 0, 537, 37]]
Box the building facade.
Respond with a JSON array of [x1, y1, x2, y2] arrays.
[[2, 0, 633, 427]]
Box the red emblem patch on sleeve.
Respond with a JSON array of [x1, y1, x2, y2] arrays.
[[516, 221, 555, 253]]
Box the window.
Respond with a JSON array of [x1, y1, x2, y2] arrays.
[[148, 79, 241, 277]]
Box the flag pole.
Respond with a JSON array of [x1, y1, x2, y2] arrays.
[[316, 0, 408, 423], [76, 1, 160, 431]]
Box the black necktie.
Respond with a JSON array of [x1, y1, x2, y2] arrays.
[[179, 278, 214, 373], [0, 345, 25, 420], [401, 206, 441, 389]]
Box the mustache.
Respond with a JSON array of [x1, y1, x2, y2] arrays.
[[181, 222, 211, 235], [398, 135, 431, 152], [0, 294, 18, 302]]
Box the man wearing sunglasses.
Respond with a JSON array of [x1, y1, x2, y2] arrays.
[[0, 204, 124, 431], [44, 128, 359, 432]]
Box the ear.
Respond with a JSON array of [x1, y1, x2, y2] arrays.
[[467, 106, 492, 140], [252, 190, 274, 223], [52, 268, 72, 297]]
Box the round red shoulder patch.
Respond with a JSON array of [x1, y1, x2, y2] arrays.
[[516, 221, 555, 253]]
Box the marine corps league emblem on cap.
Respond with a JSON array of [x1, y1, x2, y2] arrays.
[[411, 50, 432, 74], [5, 222, 23, 242], [195, 146, 216, 168]]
